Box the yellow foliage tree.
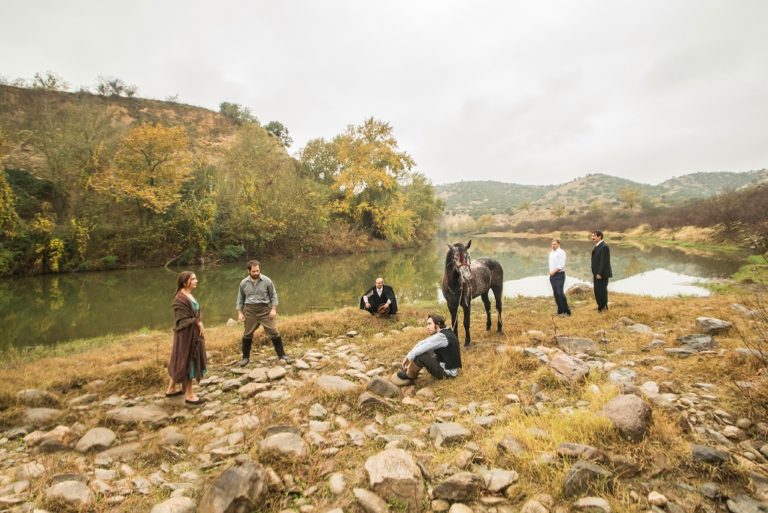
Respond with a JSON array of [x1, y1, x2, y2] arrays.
[[331, 118, 415, 239], [98, 124, 191, 215]]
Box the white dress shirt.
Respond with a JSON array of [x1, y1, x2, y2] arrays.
[[549, 247, 567, 274]]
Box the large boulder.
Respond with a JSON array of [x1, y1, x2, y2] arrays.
[[364, 449, 424, 510], [366, 377, 401, 398], [45, 476, 93, 509], [105, 405, 169, 427], [602, 394, 652, 441], [563, 461, 614, 498], [556, 336, 597, 355], [353, 488, 390, 513], [150, 497, 197, 513], [198, 462, 266, 513], [429, 422, 471, 448], [677, 334, 716, 351], [259, 432, 308, 460], [696, 317, 732, 334], [76, 427, 117, 453], [315, 375, 359, 394], [432, 472, 485, 502], [549, 353, 590, 383], [24, 408, 62, 428]]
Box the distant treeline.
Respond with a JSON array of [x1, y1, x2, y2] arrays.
[[509, 183, 768, 251], [0, 82, 442, 276]]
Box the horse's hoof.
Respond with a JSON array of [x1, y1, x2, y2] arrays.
[[463, 343, 471, 351]]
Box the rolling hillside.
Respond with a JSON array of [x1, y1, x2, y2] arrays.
[[437, 170, 768, 217]]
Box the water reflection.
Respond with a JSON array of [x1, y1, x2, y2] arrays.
[[0, 237, 742, 349]]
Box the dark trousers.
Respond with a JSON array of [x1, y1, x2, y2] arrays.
[[549, 272, 570, 315], [407, 351, 450, 379], [594, 277, 609, 311]]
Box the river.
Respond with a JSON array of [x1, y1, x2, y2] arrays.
[[0, 236, 743, 350]]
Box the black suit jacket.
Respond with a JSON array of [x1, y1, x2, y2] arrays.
[[591, 242, 613, 278], [360, 284, 398, 314]]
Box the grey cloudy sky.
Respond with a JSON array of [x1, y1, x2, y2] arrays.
[[2, 1, 767, 185]]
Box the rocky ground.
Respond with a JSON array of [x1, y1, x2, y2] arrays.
[[1, 300, 768, 513]]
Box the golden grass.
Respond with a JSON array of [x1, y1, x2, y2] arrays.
[[2, 291, 767, 511]]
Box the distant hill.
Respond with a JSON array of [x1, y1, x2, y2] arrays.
[[436, 170, 768, 217]]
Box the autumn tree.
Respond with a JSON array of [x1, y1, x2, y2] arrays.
[[331, 118, 415, 240], [97, 124, 191, 216], [298, 137, 341, 186], [0, 131, 21, 238], [619, 187, 643, 209], [215, 124, 326, 252]]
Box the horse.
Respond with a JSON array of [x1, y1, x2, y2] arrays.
[[442, 240, 503, 349]]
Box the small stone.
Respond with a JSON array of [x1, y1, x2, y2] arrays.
[[353, 487, 388, 513], [573, 496, 611, 513], [328, 473, 346, 495], [647, 492, 672, 508]]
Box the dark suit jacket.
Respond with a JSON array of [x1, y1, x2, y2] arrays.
[[360, 284, 398, 314], [591, 241, 613, 278]]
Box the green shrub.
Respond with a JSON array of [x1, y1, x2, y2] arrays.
[[101, 255, 119, 269], [221, 244, 245, 260]]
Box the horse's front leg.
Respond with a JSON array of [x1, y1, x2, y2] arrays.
[[481, 292, 491, 331], [493, 287, 503, 334], [462, 303, 471, 349], [448, 302, 459, 336]]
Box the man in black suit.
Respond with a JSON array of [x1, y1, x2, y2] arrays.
[[591, 230, 612, 312], [360, 277, 398, 316]]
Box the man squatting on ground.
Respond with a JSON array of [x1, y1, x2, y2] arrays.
[[236, 260, 290, 366], [397, 314, 462, 381]]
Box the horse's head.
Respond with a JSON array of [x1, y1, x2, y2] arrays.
[[446, 240, 473, 282]]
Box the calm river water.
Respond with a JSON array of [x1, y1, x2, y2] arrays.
[[0, 237, 743, 350]]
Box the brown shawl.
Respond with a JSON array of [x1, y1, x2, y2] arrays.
[[168, 291, 207, 383]]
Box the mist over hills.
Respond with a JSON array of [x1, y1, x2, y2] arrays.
[[436, 170, 768, 217]]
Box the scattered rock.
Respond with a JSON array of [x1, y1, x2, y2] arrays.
[[198, 461, 266, 513], [150, 496, 196, 513], [483, 468, 519, 492], [358, 392, 396, 410], [696, 317, 733, 334], [366, 377, 400, 398], [432, 472, 484, 502], [260, 432, 309, 460], [574, 496, 612, 513], [364, 449, 424, 510], [556, 336, 598, 355], [562, 461, 614, 498], [106, 405, 169, 427], [75, 427, 117, 453], [429, 422, 471, 447], [45, 477, 93, 508], [677, 334, 716, 351], [602, 394, 652, 441], [549, 353, 590, 383], [353, 487, 389, 513], [692, 444, 731, 465], [23, 408, 62, 428], [315, 375, 359, 394]]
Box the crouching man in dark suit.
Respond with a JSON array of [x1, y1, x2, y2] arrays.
[[397, 314, 462, 382], [591, 230, 613, 312], [360, 277, 398, 316]]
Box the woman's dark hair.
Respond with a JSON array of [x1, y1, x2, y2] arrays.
[[177, 271, 194, 292], [428, 314, 446, 329]]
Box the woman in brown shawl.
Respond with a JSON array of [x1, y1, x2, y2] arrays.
[[167, 271, 207, 404]]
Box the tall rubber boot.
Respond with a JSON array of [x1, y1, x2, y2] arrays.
[[271, 336, 292, 362], [239, 336, 253, 367]]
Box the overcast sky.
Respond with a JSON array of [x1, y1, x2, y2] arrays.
[[2, 1, 767, 185]]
